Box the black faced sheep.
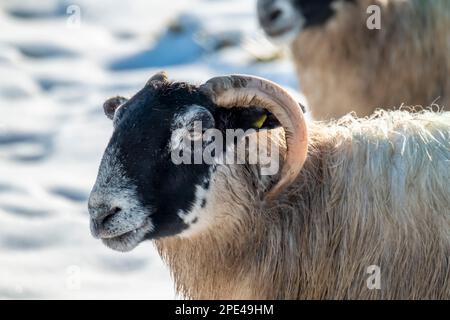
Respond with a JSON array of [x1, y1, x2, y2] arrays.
[[257, 0, 450, 120], [89, 72, 450, 299]]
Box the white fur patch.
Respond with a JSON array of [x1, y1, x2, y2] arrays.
[[177, 171, 216, 237], [88, 145, 154, 250], [169, 105, 210, 152], [261, 0, 305, 45]]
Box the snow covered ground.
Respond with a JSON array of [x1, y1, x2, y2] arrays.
[[0, 0, 300, 299]]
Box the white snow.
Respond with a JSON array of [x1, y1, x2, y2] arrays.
[[0, 0, 301, 299]]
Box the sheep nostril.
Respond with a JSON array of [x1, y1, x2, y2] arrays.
[[91, 205, 122, 223], [102, 206, 122, 221], [110, 206, 122, 215], [268, 8, 283, 23]]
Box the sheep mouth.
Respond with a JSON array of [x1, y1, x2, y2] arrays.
[[265, 24, 296, 37], [100, 222, 153, 252], [263, 23, 303, 43]]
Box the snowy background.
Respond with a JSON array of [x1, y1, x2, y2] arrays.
[[0, 0, 300, 299]]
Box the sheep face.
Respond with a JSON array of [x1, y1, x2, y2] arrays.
[[88, 75, 280, 252], [257, 0, 353, 42]]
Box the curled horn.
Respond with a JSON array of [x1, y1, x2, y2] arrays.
[[200, 75, 308, 201]]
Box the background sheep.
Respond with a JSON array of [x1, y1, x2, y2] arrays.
[[257, 0, 450, 120], [89, 73, 450, 299]]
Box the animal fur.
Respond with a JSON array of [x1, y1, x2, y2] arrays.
[[291, 0, 450, 120], [156, 110, 450, 299]]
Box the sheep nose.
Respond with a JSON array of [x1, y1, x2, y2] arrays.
[[257, 0, 285, 27], [89, 204, 122, 222], [88, 203, 122, 238]]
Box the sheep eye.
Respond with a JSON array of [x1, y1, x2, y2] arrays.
[[187, 130, 203, 141], [185, 121, 205, 141]]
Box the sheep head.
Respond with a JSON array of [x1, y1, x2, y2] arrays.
[[88, 72, 307, 252], [257, 0, 355, 42]]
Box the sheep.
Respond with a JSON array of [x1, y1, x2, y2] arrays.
[[88, 72, 450, 299], [257, 0, 450, 120]]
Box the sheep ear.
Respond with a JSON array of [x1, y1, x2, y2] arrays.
[[103, 96, 128, 120], [146, 71, 169, 86], [216, 107, 281, 131]]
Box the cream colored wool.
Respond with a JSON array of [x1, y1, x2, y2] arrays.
[[156, 110, 450, 299]]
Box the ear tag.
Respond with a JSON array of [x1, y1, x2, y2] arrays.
[[253, 114, 267, 129]]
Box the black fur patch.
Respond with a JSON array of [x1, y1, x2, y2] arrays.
[[202, 178, 210, 190], [293, 0, 355, 28], [109, 81, 214, 240]]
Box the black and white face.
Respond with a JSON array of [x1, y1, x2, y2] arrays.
[[88, 75, 280, 252], [257, 0, 353, 42]]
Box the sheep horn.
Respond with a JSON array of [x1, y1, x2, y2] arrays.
[[200, 75, 308, 201]]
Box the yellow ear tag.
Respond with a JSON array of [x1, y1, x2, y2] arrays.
[[253, 114, 267, 129]]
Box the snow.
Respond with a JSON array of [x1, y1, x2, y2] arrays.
[[0, 0, 301, 299]]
